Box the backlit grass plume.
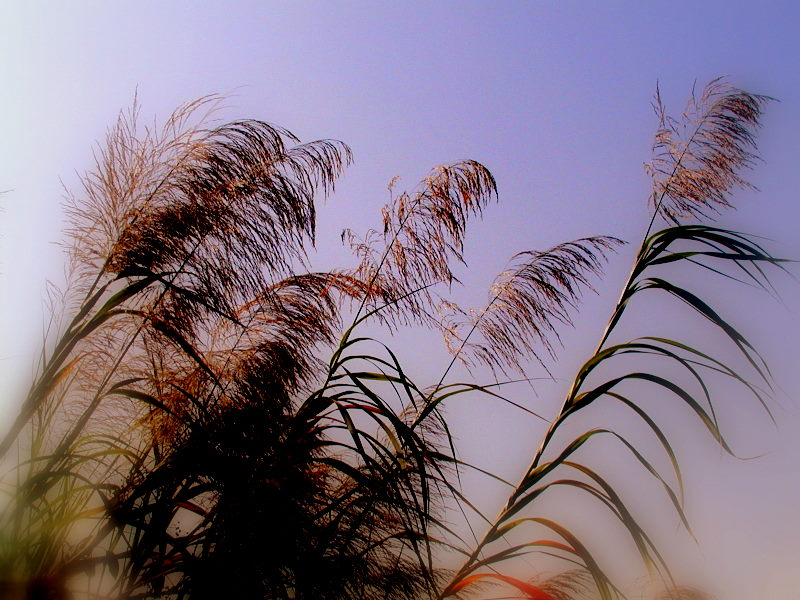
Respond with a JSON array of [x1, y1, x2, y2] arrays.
[[646, 78, 772, 223], [440, 236, 623, 376], [342, 160, 498, 328]]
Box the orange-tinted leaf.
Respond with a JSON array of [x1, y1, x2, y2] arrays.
[[448, 573, 558, 600]]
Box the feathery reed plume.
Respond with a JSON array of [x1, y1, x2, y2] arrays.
[[0, 96, 352, 459], [440, 237, 623, 376], [343, 161, 497, 327], [645, 78, 772, 224]]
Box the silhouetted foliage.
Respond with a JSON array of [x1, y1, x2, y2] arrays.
[[0, 79, 784, 600]]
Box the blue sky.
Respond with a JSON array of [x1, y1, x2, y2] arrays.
[[2, 2, 800, 597]]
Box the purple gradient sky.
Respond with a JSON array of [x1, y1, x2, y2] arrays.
[[2, 2, 800, 598]]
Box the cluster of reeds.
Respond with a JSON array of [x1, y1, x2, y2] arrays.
[[0, 79, 782, 600]]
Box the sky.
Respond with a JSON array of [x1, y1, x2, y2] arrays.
[[2, 2, 800, 598]]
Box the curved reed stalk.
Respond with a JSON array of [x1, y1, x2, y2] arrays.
[[437, 79, 780, 600]]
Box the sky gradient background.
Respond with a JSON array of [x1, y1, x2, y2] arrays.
[[2, 2, 800, 598]]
